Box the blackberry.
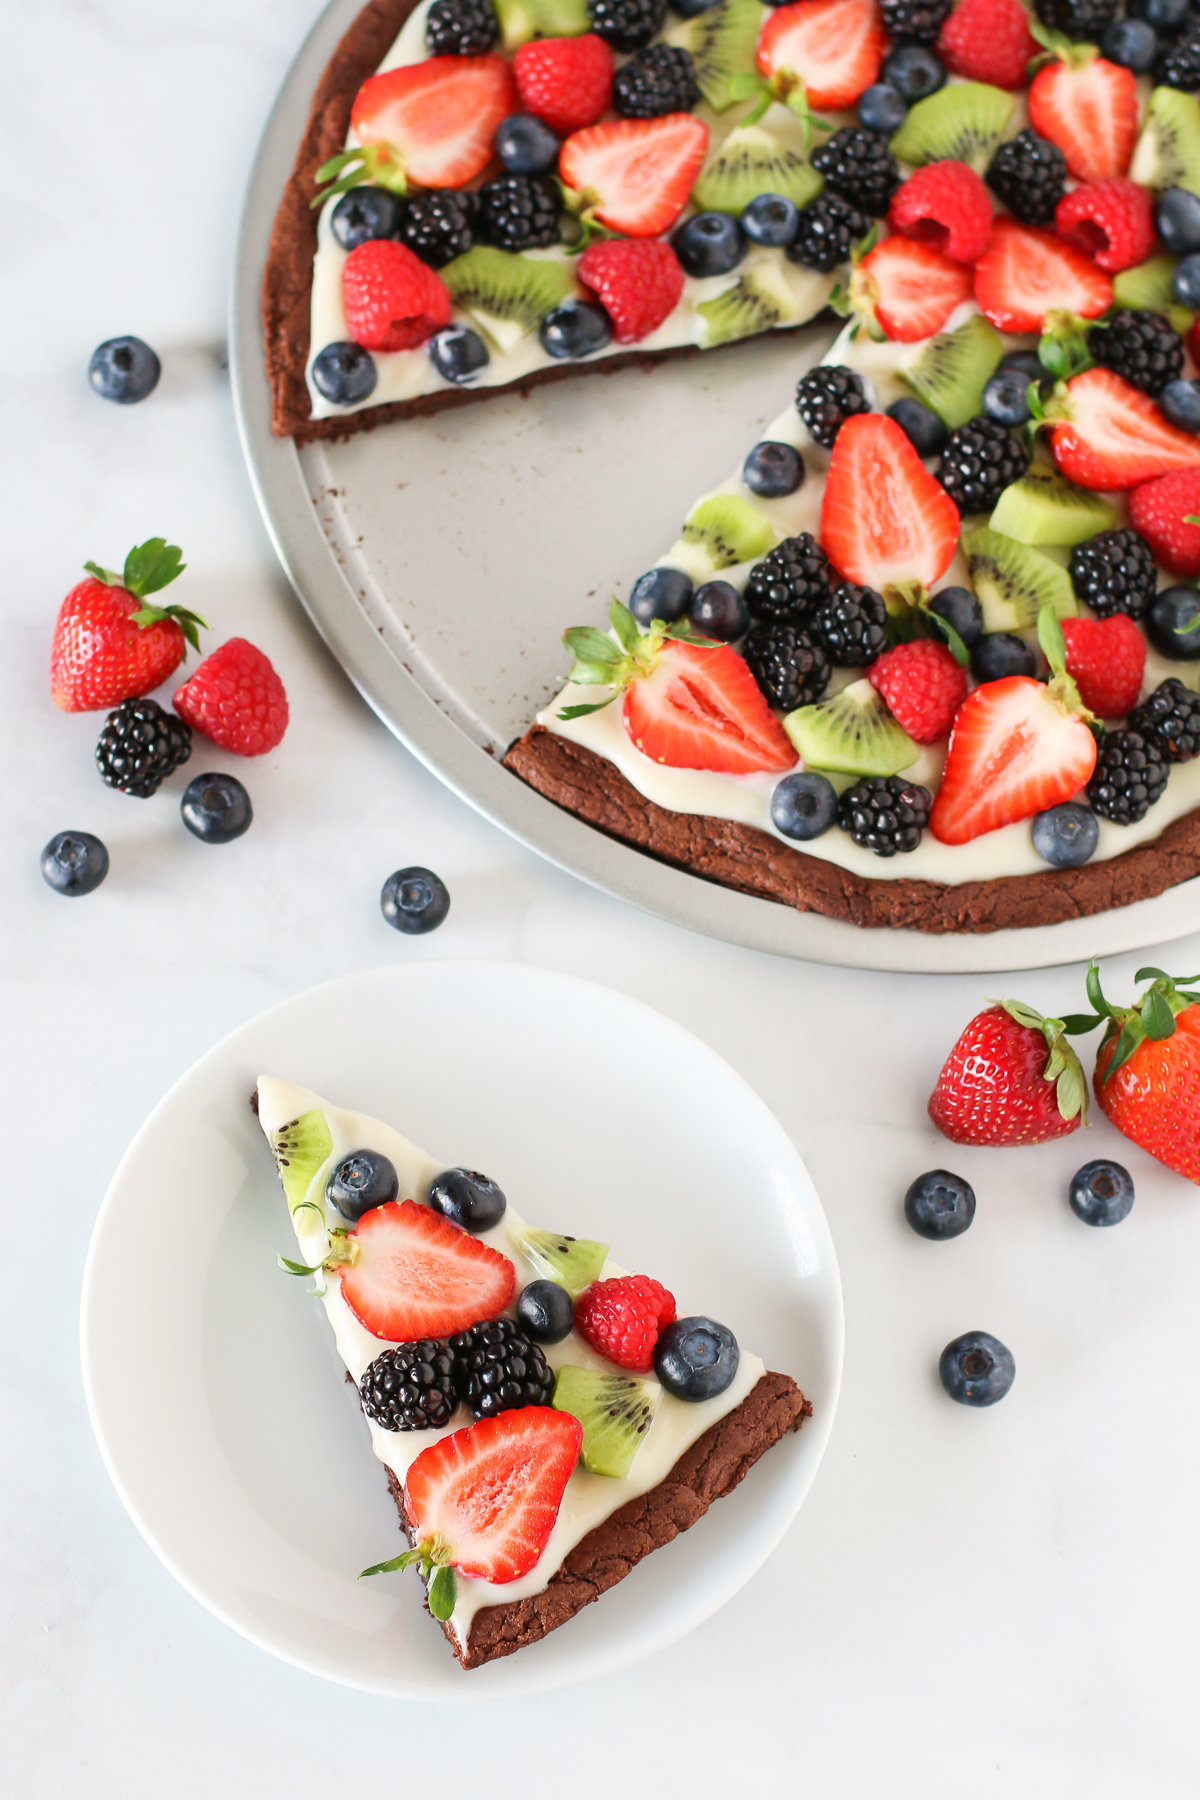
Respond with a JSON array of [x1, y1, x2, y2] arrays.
[[938, 415, 1029, 515], [587, 0, 666, 51], [742, 622, 831, 711], [837, 776, 932, 855], [1033, 0, 1118, 41], [1128, 677, 1200, 760], [450, 1319, 555, 1420], [425, 0, 498, 54], [795, 365, 872, 448], [1068, 528, 1157, 620], [985, 129, 1067, 228], [786, 193, 870, 273], [811, 584, 889, 666], [880, 0, 952, 39], [477, 175, 559, 251], [399, 189, 476, 267], [95, 697, 192, 798], [810, 126, 901, 216], [359, 1341, 457, 1431], [743, 533, 834, 625], [1086, 309, 1184, 396], [1087, 729, 1169, 822], [1158, 17, 1200, 86], [612, 44, 698, 116]]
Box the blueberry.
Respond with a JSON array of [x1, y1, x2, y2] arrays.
[[326, 1150, 399, 1222], [740, 193, 800, 247], [493, 112, 560, 175], [40, 830, 109, 897], [1156, 186, 1200, 257], [929, 584, 983, 647], [1101, 17, 1158, 71], [427, 1168, 506, 1231], [88, 336, 161, 404], [857, 81, 907, 134], [743, 439, 805, 497], [1130, 0, 1189, 29], [982, 366, 1032, 427], [971, 631, 1036, 682], [630, 566, 693, 625], [1069, 1159, 1135, 1227], [770, 771, 838, 840], [1031, 801, 1100, 867], [1173, 252, 1200, 309], [516, 1279, 575, 1344], [1160, 376, 1200, 433], [653, 1316, 739, 1401], [886, 396, 947, 457], [939, 1331, 1015, 1406], [670, 211, 747, 278], [690, 579, 749, 640], [330, 186, 404, 249], [998, 349, 1046, 383], [311, 340, 378, 406], [381, 865, 451, 933], [538, 299, 613, 359], [904, 1170, 976, 1241], [428, 324, 489, 385], [180, 774, 252, 844], [882, 43, 945, 102], [1146, 585, 1200, 660], [670, 0, 721, 13]]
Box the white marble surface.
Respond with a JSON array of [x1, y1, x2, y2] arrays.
[[6, 3, 1200, 1795]]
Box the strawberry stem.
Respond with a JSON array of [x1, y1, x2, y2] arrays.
[[558, 599, 718, 720], [313, 144, 407, 206], [1078, 958, 1200, 1084], [359, 1533, 458, 1618]]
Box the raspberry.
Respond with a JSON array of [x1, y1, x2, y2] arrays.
[[1129, 467, 1200, 576], [1054, 179, 1156, 274], [867, 639, 967, 743], [887, 160, 993, 264], [576, 239, 684, 343], [574, 1274, 676, 1372], [936, 0, 1039, 90], [514, 33, 613, 136], [341, 240, 452, 352], [173, 638, 289, 756], [1061, 614, 1146, 718]]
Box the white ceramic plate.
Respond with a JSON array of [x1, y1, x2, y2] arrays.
[[81, 961, 843, 1699]]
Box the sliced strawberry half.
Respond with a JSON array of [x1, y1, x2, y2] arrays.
[[1028, 53, 1138, 184], [332, 1199, 515, 1341], [820, 414, 961, 590], [624, 639, 796, 771], [973, 218, 1112, 334], [930, 676, 1098, 845], [559, 114, 708, 238], [348, 55, 517, 191], [404, 1407, 583, 1583], [1047, 368, 1200, 492], [756, 0, 888, 111], [851, 236, 974, 343]]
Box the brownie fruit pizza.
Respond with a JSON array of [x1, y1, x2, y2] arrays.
[[256, 1076, 809, 1668]]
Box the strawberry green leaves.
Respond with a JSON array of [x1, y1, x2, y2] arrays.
[[1073, 958, 1200, 1085], [83, 539, 208, 654], [360, 1534, 457, 1620], [993, 997, 1089, 1124], [558, 597, 716, 720]]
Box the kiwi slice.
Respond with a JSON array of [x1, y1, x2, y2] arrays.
[[680, 494, 776, 570], [898, 313, 1005, 432], [963, 527, 1078, 633], [441, 248, 576, 351], [553, 1366, 660, 1478], [1130, 86, 1200, 197], [512, 1226, 609, 1294], [989, 466, 1117, 547], [675, 0, 766, 113], [890, 83, 1014, 172], [1112, 253, 1195, 335], [691, 124, 823, 214], [696, 258, 801, 346], [271, 1111, 334, 1213], [784, 678, 919, 778], [493, 0, 589, 48]]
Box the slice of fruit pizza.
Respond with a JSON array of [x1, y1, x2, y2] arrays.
[[255, 1075, 809, 1668]]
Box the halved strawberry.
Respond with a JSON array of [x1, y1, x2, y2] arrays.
[[331, 1199, 515, 1341], [756, 0, 887, 112], [1028, 52, 1138, 184], [973, 218, 1112, 334], [559, 114, 708, 238], [342, 55, 517, 192], [1046, 368, 1200, 491], [820, 414, 961, 590], [930, 677, 1098, 844], [850, 236, 974, 343]]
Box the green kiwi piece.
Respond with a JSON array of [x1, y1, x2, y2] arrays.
[[696, 258, 802, 346], [681, 494, 777, 569], [1112, 253, 1195, 335], [1130, 86, 1200, 197], [441, 248, 576, 351], [552, 1366, 660, 1478], [271, 1111, 334, 1212], [898, 313, 1005, 431], [963, 526, 1078, 633], [691, 124, 823, 214], [493, 0, 589, 47], [784, 678, 920, 778], [513, 1227, 609, 1295], [675, 0, 766, 112], [989, 466, 1117, 547], [890, 82, 1014, 172]]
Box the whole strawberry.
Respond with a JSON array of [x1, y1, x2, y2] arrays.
[[1086, 961, 1200, 1184], [576, 239, 684, 344], [173, 638, 289, 755], [50, 539, 205, 713], [574, 1274, 675, 1371], [929, 1000, 1088, 1146]]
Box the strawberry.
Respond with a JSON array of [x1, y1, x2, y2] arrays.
[[929, 1000, 1088, 1147], [561, 600, 796, 773], [756, 0, 888, 112], [324, 1199, 515, 1342], [867, 639, 967, 743], [820, 414, 961, 590], [1129, 468, 1200, 576], [1028, 51, 1138, 185], [574, 1274, 676, 1371], [1045, 368, 1200, 491], [1060, 614, 1146, 719], [513, 33, 612, 135], [973, 218, 1112, 335], [559, 114, 708, 238], [1087, 962, 1200, 1185], [886, 161, 994, 266], [1053, 178, 1156, 275], [576, 239, 684, 344], [173, 638, 289, 756], [850, 235, 974, 341], [50, 539, 206, 713], [323, 55, 517, 195], [342, 240, 452, 352], [936, 0, 1039, 90]]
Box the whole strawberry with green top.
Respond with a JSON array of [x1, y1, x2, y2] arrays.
[[1082, 961, 1200, 1185], [50, 539, 206, 712], [929, 998, 1089, 1146]]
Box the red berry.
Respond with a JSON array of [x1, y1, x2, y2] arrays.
[[173, 638, 289, 756], [331, 1200, 515, 1343], [887, 160, 993, 266], [929, 1003, 1086, 1147], [867, 639, 967, 744], [1060, 614, 1146, 718], [559, 114, 708, 238], [574, 1275, 676, 1372], [50, 539, 205, 713], [1129, 467, 1200, 577], [576, 239, 684, 344], [1029, 55, 1139, 185], [1054, 178, 1156, 274], [342, 240, 452, 352], [936, 0, 1038, 90], [514, 34, 613, 136]]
